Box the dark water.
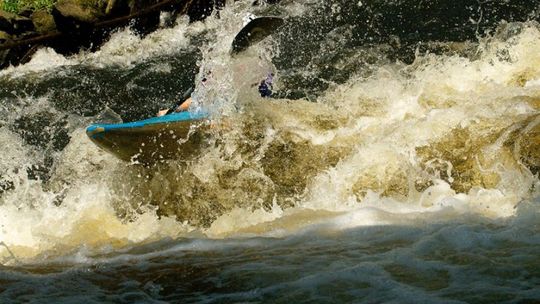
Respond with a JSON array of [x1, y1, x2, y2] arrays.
[[2, 205, 540, 303], [0, 0, 539, 302], [3, 209, 540, 303]]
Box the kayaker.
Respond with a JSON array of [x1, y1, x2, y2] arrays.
[[158, 70, 276, 116]]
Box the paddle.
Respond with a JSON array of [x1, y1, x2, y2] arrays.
[[231, 16, 285, 54]]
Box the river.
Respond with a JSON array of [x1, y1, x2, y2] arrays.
[[0, 0, 539, 303]]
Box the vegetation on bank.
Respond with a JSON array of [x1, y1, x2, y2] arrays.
[[0, 0, 55, 14]]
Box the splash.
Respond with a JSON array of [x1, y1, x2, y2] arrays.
[[0, 13, 539, 264], [0, 14, 202, 79], [0, 130, 194, 264]]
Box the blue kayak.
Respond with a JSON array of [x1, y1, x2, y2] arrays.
[[86, 110, 209, 163]]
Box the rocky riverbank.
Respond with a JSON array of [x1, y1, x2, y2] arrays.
[[0, 0, 228, 68]]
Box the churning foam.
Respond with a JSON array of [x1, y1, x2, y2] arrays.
[[1, 19, 539, 264], [0, 14, 205, 78], [0, 130, 194, 264]]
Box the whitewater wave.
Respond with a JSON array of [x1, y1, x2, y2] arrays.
[[0, 9, 539, 264]]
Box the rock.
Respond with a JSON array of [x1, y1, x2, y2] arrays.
[[0, 30, 11, 43], [0, 10, 15, 32], [0, 10, 35, 34], [0, 31, 14, 69], [18, 9, 34, 18], [0, 50, 7, 69], [11, 15, 35, 34], [53, 0, 107, 24], [52, 0, 102, 36], [52, 0, 129, 35], [128, 0, 159, 14], [31, 9, 57, 33], [105, 0, 125, 15]]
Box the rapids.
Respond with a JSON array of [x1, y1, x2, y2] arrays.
[[0, 0, 539, 302]]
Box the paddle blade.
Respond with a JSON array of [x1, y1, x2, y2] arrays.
[[231, 16, 285, 54]]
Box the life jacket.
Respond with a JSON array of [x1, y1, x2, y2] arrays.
[[258, 80, 272, 97], [258, 73, 274, 97]]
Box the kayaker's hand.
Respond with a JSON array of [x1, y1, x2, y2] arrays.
[[157, 109, 168, 117], [176, 97, 192, 112]]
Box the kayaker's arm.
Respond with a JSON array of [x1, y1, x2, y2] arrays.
[[157, 87, 194, 116]]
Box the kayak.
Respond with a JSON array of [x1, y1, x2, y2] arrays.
[[86, 16, 284, 162], [86, 110, 209, 163]]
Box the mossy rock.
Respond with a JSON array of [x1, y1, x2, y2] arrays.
[[31, 9, 57, 33], [12, 15, 34, 33], [0, 30, 11, 43], [127, 0, 159, 12], [0, 10, 34, 34], [54, 0, 108, 24], [0, 30, 13, 69]]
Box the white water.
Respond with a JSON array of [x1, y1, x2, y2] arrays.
[[0, 4, 538, 279]]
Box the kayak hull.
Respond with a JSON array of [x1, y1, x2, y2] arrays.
[[86, 111, 209, 163]]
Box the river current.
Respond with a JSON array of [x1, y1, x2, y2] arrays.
[[0, 0, 539, 303]]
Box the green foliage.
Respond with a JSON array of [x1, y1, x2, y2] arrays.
[[32, 0, 55, 11], [1, 0, 20, 13], [0, 0, 56, 14]]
